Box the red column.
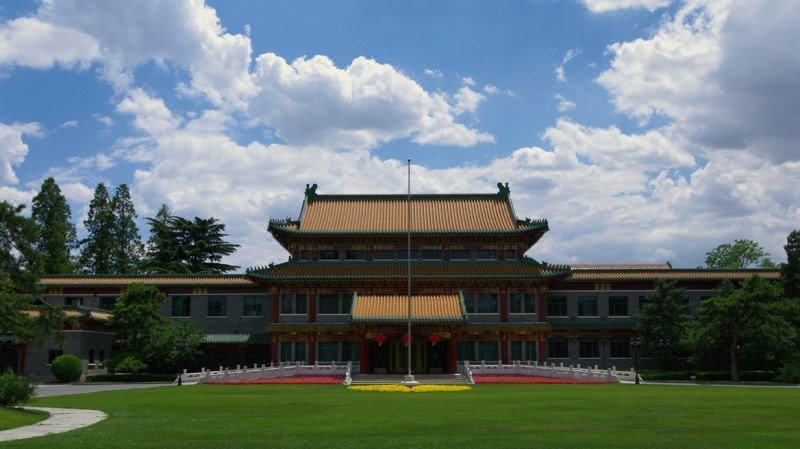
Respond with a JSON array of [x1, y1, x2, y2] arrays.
[[308, 335, 316, 365], [448, 334, 459, 374], [308, 291, 316, 324], [271, 339, 279, 365], [499, 290, 509, 322], [359, 333, 370, 374], [538, 293, 547, 322], [538, 339, 547, 363], [500, 334, 509, 364]]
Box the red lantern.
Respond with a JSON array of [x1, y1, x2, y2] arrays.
[[373, 333, 387, 347], [400, 334, 409, 346], [427, 333, 441, 346]]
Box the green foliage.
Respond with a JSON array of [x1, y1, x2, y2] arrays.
[[781, 229, 800, 299], [79, 184, 115, 274], [109, 284, 167, 358], [142, 321, 203, 373], [51, 354, 83, 383], [635, 279, 690, 371], [86, 372, 176, 383], [0, 370, 36, 407], [31, 177, 77, 274], [110, 355, 147, 374], [0, 201, 40, 291], [705, 239, 775, 268], [775, 358, 800, 383], [144, 205, 240, 274], [689, 276, 795, 381], [110, 184, 144, 274]]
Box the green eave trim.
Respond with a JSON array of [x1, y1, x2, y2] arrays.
[[203, 333, 270, 344], [267, 225, 549, 236], [549, 320, 635, 330], [265, 324, 352, 333], [464, 323, 552, 332]]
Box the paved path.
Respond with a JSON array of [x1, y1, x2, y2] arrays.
[[0, 407, 107, 442], [35, 382, 172, 397]]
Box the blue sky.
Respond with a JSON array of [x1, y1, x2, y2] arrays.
[[1, 0, 798, 269]]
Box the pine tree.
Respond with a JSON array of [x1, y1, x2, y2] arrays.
[[0, 201, 40, 292], [80, 184, 115, 274], [31, 177, 77, 274], [635, 279, 690, 371], [110, 184, 144, 274], [781, 230, 800, 299]]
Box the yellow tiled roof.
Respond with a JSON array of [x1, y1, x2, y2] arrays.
[[300, 197, 518, 232], [567, 269, 780, 281], [351, 293, 467, 323], [569, 263, 672, 270], [25, 307, 111, 322], [39, 275, 255, 288]]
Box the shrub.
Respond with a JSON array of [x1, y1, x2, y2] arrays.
[[112, 355, 147, 374], [775, 359, 800, 383], [0, 370, 36, 407], [51, 354, 83, 383]]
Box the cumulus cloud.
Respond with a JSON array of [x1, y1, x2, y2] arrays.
[[0, 17, 100, 69], [249, 53, 493, 149], [582, 0, 673, 13], [0, 122, 41, 186]]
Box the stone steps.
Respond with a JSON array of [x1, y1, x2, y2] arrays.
[[350, 374, 469, 385]]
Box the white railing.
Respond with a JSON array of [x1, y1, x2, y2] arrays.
[[176, 361, 359, 385], [462, 360, 636, 383]]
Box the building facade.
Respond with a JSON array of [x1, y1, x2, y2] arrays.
[[16, 184, 778, 379]]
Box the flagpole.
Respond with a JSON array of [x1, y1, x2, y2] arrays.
[[403, 158, 418, 385]]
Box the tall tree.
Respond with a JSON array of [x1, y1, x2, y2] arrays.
[[31, 178, 77, 274], [689, 276, 795, 381], [705, 239, 776, 269], [79, 184, 115, 274], [635, 279, 690, 371], [781, 230, 800, 299], [110, 184, 144, 274], [144, 205, 188, 274], [0, 201, 40, 291], [108, 284, 167, 359]]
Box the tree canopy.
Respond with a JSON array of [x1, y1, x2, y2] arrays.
[[635, 279, 690, 371], [0, 201, 40, 291], [705, 239, 776, 269], [79, 184, 115, 274], [109, 284, 167, 357], [110, 184, 144, 274], [781, 230, 800, 299], [31, 177, 77, 274]]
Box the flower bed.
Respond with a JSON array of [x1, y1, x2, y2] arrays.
[[210, 376, 344, 385], [348, 385, 471, 392], [473, 376, 611, 384]]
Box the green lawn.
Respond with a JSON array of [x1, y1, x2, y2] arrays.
[[0, 408, 47, 431], [5, 384, 800, 448]]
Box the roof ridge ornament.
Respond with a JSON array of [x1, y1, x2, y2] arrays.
[[305, 183, 318, 200], [497, 182, 510, 198]]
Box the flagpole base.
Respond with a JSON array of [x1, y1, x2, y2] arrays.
[[402, 375, 419, 386]]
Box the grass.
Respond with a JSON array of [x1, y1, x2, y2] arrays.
[[3, 383, 800, 448], [0, 408, 47, 431]]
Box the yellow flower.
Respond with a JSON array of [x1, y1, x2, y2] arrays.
[[347, 384, 471, 393]]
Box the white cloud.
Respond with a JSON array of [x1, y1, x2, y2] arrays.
[[93, 114, 113, 127], [554, 94, 576, 112], [250, 53, 493, 149], [483, 85, 500, 95], [58, 120, 79, 129], [454, 85, 485, 114], [0, 122, 41, 186], [555, 48, 581, 83], [582, 0, 672, 13], [0, 17, 100, 69], [424, 68, 443, 78]]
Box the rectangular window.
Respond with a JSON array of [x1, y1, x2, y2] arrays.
[[457, 341, 476, 361], [243, 295, 264, 317], [318, 293, 351, 314], [579, 338, 599, 358], [99, 350, 105, 368], [475, 249, 497, 260], [64, 297, 83, 307], [420, 249, 443, 260], [280, 342, 307, 363], [281, 293, 307, 314], [608, 296, 629, 317], [464, 293, 498, 314], [610, 338, 631, 358], [88, 349, 95, 368], [207, 296, 227, 317], [577, 296, 598, 317], [317, 342, 358, 362], [373, 250, 395, 260], [98, 296, 117, 311], [510, 341, 537, 361], [299, 250, 310, 261], [548, 338, 569, 358], [171, 296, 191, 317], [478, 341, 499, 361], [319, 250, 339, 261], [397, 249, 421, 261], [509, 293, 537, 314], [47, 349, 63, 364], [505, 249, 517, 260], [546, 296, 568, 317], [344, 250, 366, 261], [450, 249, 471, 260]]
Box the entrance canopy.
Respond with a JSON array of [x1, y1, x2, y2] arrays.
[[351, 293, 467, 324]]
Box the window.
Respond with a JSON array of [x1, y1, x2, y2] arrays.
[[475, 249, 497, 260], [577, 296, 598, 317], [478, 341, 499, 361], [317, 342, 358, 362], [299, 250, 310, 261], [171, 296, 191, 317], [88, 349, 95, 368], [281, 293, 307, 314], [99, 296, 117, 311], [450, 249, 471, 260], [510, 341, 537, 361], [318, 293, 352, 314], [579, 338, 599, 358], [319, 250, 339, 261], [509, 293, 537, 314], [280, 342, 307, 362], [610, 338, 631, 358], [243, 295, 264, 317], [421, 249, 443, 260], [458, 341, 476, 361], [47, 349, 63, 364], [64, 297, 83, 307], [464, 293, 498, 314], [373, 250, 395, 260], [547, 296, 568, 317], [548, 338, 569, 358], [207, 296, 227, 317], [609, 296, 629, 317], [397, 249, 421, 261], [505, 249, 517, 260], [344, 250, 366, 261]]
